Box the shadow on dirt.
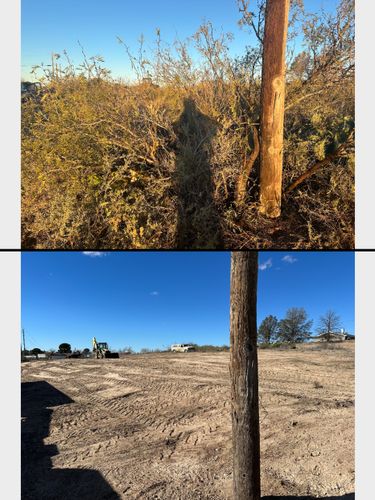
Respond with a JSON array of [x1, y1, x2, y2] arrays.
[[22, 381, 120, 499], [173, 97, 223, 249], [262, 495, 354, 500]]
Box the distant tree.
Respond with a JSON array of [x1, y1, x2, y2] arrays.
[[278, 308, 313, 343], [139, 347, 164, 353], [31, 348, 44, 355], [317, 310, 342, 336], [119, 346, 134, 354], [58, 343, 72, 353], [258, 315, 279, 344], [82, 348, 90, 354], [186, 344, 229, 352]]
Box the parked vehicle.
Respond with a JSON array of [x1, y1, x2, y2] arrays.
[[170, 344, 195, 352]]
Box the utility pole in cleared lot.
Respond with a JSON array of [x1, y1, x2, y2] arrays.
[[22, 328, 26, 355], [259, 0, 290, 218], [230, 251, 260, 499]]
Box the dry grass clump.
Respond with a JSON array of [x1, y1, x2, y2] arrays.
[[312, 342, 344, 352], [22, 2, 354, 249]]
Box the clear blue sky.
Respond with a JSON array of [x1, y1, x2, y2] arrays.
[[21, 0, 339, 81], [21, 251, 354, 352]]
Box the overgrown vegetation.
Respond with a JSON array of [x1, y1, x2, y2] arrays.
[[190, 344, 230, 352], [22, 0, 354, 249]]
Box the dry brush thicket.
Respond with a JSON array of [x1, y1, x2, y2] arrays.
[[22, 0, 354, 249]]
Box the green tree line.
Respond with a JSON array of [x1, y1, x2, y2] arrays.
[[258, 308, 344, 345]]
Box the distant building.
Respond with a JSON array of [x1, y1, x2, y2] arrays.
[[21, 81, 41, 95], [310, 329, 355, 343]]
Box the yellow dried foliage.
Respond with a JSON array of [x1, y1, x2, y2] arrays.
[[22, 6, 354, 249]]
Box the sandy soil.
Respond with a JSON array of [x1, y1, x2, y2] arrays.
[[21, 343, 355, 499]]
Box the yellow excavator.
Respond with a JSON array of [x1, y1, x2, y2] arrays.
[[92, 337, 119, 359]]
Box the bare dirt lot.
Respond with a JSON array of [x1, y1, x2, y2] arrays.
[[21, 343, 354, 500]]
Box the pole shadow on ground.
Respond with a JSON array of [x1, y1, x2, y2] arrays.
[[173, 97, 223, 249], [22, 381, 120, 500]]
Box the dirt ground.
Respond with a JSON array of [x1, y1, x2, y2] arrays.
[[21, 343, 355, 500]]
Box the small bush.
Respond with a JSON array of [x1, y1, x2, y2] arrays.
[[313, 381, 324, 389], [139, 347, 166, 354], [189, 344, 229, 352], [258, 342, 285, 349], [312, 342, 343, 351]]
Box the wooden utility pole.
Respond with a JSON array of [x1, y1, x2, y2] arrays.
[[259, 0, 290, 218], [230, 251, 260, 500], [22, 328, 26, 354]]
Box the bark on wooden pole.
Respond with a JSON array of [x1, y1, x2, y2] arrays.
[[230, 251, 260, 500], [259, 0, 290, 218]]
